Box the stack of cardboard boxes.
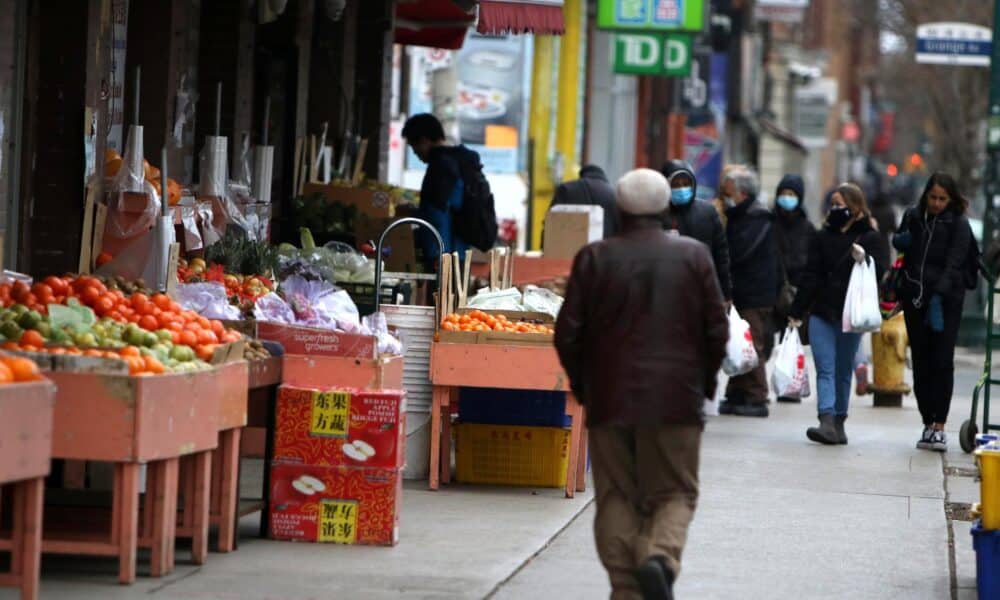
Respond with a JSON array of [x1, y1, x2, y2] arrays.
[[269, 385, 407, 545]]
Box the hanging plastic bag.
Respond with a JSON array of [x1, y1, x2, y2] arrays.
[[771, 326, 811, 399], [842, 256, 882, 333], [722, 307, 758, 377]]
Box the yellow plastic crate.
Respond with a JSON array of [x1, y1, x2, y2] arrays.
[[454, 423, 570, 488]]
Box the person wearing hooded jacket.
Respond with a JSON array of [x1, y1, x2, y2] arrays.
[[772, 175, 817, 401], [661, 160, 733, 302]]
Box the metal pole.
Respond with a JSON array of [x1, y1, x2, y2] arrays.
[[215, 81, 222, 137], [134, 66, 141, 126]]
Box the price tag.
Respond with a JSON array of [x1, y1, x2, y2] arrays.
[[318, 499, 358, 544], [310, 390, 350, 437]]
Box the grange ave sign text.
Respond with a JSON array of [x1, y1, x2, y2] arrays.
[[612, 32, 693, 77]]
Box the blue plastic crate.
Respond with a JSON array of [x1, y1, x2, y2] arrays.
[[972, 520, 1000, 600], [458, 388, 570, 427]]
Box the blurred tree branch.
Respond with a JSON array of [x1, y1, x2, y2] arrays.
[[872, 0, 991, 202]]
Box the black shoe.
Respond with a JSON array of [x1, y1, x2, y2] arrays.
[[718, 399, 742, 415], [776, 395, 801, 404], [806, 414, 839, 445], [834, 415, 848, 445], [732, 403, 769, 418], [636, 555, 674, 600]]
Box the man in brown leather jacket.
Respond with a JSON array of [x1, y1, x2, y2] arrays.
[[555, 168, 729, 600]]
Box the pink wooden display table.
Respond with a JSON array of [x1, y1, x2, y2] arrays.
[[0, 380, 56, 600], [470, 255, 572, 287], [428, 342, 587, 498], [46, 370, 219, 583], [176, 360, 248, 555]]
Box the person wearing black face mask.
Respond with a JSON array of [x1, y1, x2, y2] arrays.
[[788, 183, 885, 445]]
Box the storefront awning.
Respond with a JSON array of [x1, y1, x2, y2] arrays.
[[395, 0, 476, 50], [477, 0, 565, 35]]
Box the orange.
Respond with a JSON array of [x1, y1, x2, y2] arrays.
[[143, 355, 166, 374], [119, 345, 141, 357], [0, 362, 14, 384], [197, 329, 219, 345], [2, 356, 41, 382], [178, 331, 198, 347], [139, 315, 159, 331], [19, 330, 45, 348]]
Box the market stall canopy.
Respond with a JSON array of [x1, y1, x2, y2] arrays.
[[395, 0, 477, 50], [395, 0, 565, 49], [477, 0, 564, 35]]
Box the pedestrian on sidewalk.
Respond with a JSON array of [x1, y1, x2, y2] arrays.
[[720, 166, 778, 417], [555, 168, 728, 600], [550, 164, 621, 239], [661, 159, 733, 302], [893, 172, 977, 452], [788, 183, 885, 445], [771, 174, 817, 404]]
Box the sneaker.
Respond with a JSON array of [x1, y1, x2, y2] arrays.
[[916, 426, 934, 450], [930, 430, 948, 452], [776, 395, 801, 404], [732, 403, 769, 418]]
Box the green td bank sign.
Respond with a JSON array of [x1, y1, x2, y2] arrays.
[[612, 32, 692, 77]]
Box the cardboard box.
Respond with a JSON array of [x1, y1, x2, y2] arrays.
[[352, 214, 418, 273], [269, 463, 402, 545], [275, 386, 407, 469], [302, 182, 396, 219], [543, 205, 605, 259], [255, 321, 376, 359]]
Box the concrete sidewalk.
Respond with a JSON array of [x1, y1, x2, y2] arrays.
[[6, 357, 988, 599]]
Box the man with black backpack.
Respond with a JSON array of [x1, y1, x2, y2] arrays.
[[402, 113, 499, 272]]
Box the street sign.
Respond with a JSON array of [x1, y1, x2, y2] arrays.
[[597, 0, 705, 32], [916, 22, 992, 67], [612, 32, 693, 77]]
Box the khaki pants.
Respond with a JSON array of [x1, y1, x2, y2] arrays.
[[726, 306, 774, 404], [590, 424, 702, 600]]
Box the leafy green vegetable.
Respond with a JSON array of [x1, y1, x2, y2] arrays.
[[48, 303, 97, 333]]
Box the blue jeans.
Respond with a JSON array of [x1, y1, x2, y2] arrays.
[[809, 315, 862, 417]]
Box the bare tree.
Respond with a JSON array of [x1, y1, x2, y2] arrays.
[[870, 0, 992, 203]]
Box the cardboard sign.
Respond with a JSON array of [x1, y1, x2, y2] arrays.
[[268, 463, 402, 546], [275, 386, 407, 469], [301, 182, 396, 219], [255, 322, 376, 359], [543, 205, 605, 259]]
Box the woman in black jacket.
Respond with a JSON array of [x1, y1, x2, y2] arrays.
[[789, 183, 885, 445], [894, 173, 974, 452]]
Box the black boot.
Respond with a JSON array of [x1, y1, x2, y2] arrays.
[[776, 395, 801, 404], [806, 414, 839, 445], [636, 555, 674, 600], [835, 415, 848, 445]]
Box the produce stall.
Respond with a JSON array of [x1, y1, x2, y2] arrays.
[[427, 251, 585, 499], [0, 367, 55, 600]]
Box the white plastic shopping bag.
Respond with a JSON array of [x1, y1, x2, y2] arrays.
[[771, 326, 811, 399], [842, 256, 882, 333], [722, 307, 759, 377]]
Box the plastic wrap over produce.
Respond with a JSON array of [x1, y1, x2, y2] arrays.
[[112, 125, 147, 194], [466, 287, 524, 312], [106, 126, 163, 239], [197, 201, 222, 247], [180, 203, 204, 251], [281, 275, 361, 333], [200, 136, 228, 197], [175, 282, 242, 320], [521, 285, 563, 317], [277, 241, 380, 285], [362, 311, 403, 356]]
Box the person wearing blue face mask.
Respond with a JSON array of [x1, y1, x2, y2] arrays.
[[661, 160, 732, 304], [772, 175, 817, 404]]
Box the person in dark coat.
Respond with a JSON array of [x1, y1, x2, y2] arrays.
[[772, 174, 817, 402], [894, 172, 976, 452], [789, 183, 885, 445], [662, 160, 733, 301], [555, 168, 728, 600], [720, 166, 779, 417], [402, 113, 473, 271], [550, 165, 621, 239]]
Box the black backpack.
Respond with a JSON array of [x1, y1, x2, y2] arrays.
[[450, 152, 498, 252]]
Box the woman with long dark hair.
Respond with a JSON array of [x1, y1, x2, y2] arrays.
[[894, 172, 976, 452], [788, 183, 885, 445]]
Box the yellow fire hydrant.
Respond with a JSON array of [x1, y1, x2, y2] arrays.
[[869, 312, 911, 406]]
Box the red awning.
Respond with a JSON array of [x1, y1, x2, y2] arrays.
[[395, 0, 476, 50], [477, 0, 564, 35]]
